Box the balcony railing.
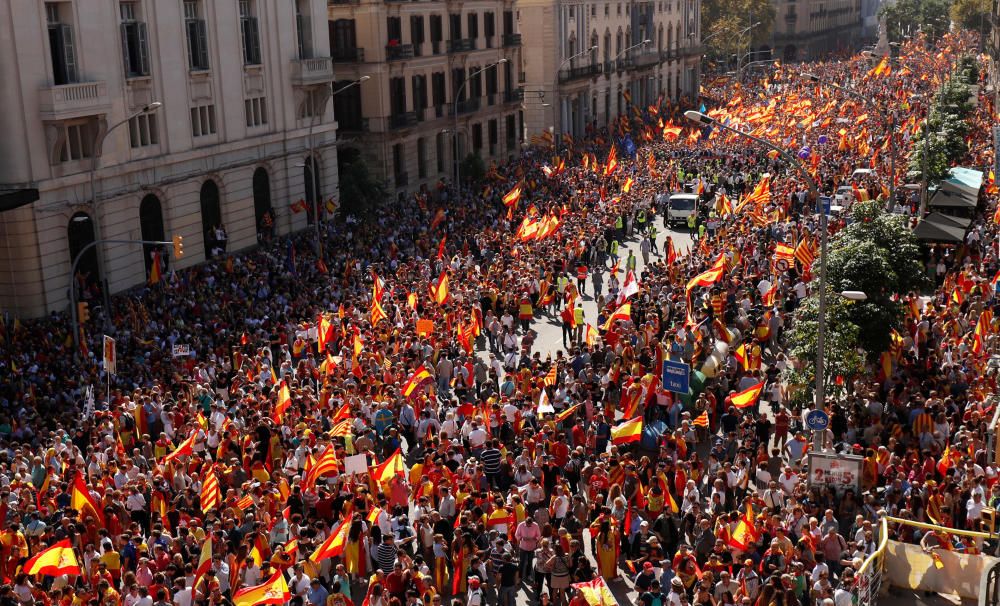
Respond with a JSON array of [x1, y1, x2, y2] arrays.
[[455, 97, 481, 114], [557, 62, 602, 83], [38, 81, 112, 121], [504, 88, 524, 103], [447, 38, 476, 53], [603, 60, 615, 74], [389, 112, 418, 129], [332, 47, 365, 62], [328, 0, 360, 4], [634, 51, 660, 67], [386, 44, 414, 61], [434, 104, 446, 118], [617, 56, 634, 70], [660, 50, 677, 61], [502, 33, 522, 47], [290, 57, 334, 86], [339, 117, 370, 133]]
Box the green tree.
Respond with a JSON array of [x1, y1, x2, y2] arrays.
[[459, 153, 486, 186], [879, 0, 951, 43], [781, 288, 866, 409], [950, 0, 991, 38], [701, 0, 775, 60], [338, 155, 387, 218]]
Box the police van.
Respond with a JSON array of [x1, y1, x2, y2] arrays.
[[664, 193, 699, 226]]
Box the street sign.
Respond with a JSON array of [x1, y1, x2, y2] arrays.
[[804, 409, 830, 432], [819, 196, 832, 216], [661, 359, 691, 394], [807, 452, 862, 493]]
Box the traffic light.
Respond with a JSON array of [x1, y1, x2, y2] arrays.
[[172, 235, 184, 259], [77, 302, 90, 323]]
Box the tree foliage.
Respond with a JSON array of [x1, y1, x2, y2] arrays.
[[906, 59, 977, 184], [459, 153, 487, 187], [338, 155, 388, 219], [950, 0, 992, 37], [702, 0, 775, 59], [879, 0, 951, 43]]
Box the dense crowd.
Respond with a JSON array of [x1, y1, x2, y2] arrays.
[[0, 30, 997, 606]]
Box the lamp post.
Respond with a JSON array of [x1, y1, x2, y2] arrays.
[[453, 58, 508, 188], [684, 110, 831, 450], [88, 101, 162, 325], [304, 76, 370, 257], [801, 72, 896, 211]]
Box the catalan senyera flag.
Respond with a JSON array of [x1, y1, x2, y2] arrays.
[[310, 518, 350, 562], [502, 184, 522, 208], [233, 571, 290, 606], [200, 466, 221, 514], [371, 448, 406, 484], [611, 416, 643, 445], [371, 270, 387, 303], [972, 310, 993, 356], [571, 577, 617, 606], [555, 403, 582, 423], [794, 237, 816, 269], [70, 472, 105, 527], [304, 447, 341, 489], [401, 365, 433, 398], [731, 381, 765, 409], [601, 302, 632, 330], [272, 380, 292, 422], [692, 410, 709, 428], [23, 539, 81, 576], [543, 365, 558, 387], [370, 299, 388, 326]]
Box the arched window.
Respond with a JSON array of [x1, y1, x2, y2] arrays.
[[67, 212, 99, 292], [304, 156, 322, 225], [604, 31, 611, 63], [252, 167, 273, 241], [139, 194, 166, 274], [199, 180, 223, 258], [590, 32, 598, 64]]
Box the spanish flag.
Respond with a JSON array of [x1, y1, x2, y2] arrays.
[[317, 315, 334, 353], [272, 380, 292, 422], [665, 488, 680, 514], [601, 302, 632, 330], [148, 251, 163, 285], [310, 518, 349, 562], [70, 473, 105, 526], [555, 403, 582, 423], [585, 323, 599, 346], [233, 571, 290, 606], [503, 184, 522, 208], [571, 577, 617, 606], [193, 537, 213, 596], [611, 416, 643, 445], [731, 381, 764, 409], [24, 539, 81, 576], [401, 365, 433, 398], [603, 145, 619, 176], [163, 433, 196, 464], [431, 271, 449, 305], [371, 448, 406, 484]]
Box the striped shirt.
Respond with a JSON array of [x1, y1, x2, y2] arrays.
[[373, 542, 398, 574], [480, 448, 503, 474]]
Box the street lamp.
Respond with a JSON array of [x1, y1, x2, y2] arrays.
[[87, 101, 162, 325], [685, 110, 829, 451], [453, 58, 508, 187], [801, 72, 897, 211]]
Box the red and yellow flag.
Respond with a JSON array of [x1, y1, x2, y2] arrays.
[[611, 416, 643, 445], [24, 539, 81, 576], [731, 381, 764, 409], [310, 519, 350, 562], [502, 184, 522, 208], [163, 434, 196, 464], [272, 380, 292, 422], [401, 365, 433, 398], [200, 466, 221, 514], [233, 571, 290, 606], [692, 410, 709, 428], [601, 302, 632, 330], [371, 448, 406, 484]]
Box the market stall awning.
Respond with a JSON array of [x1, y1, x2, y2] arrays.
[[929, 187, 978, 209], [913, 212, 971, 242]]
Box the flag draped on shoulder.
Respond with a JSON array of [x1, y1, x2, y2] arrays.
[[602, 302, 632, 330]]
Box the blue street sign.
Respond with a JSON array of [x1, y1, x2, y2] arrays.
[[662, 359, 691, 394], [819, 196, 832, 216], [805, 409, 830, 432]]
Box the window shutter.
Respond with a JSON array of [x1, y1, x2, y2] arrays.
[[138, 22, 150, 75], [61, 24, 78, 83], [249, 18, 261, 64], [120, 23, 132, 76], [186, 21, 197, 69], [196, 19, 209, 69]]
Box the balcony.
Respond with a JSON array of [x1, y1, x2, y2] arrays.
[[332, 47, 365, 63], [502, 33, 522, 47], [38, 81, 112, 121], [558, 62, 602, 83], [504, 88, 524, 103], [328, 0, 360, 4], [617, 56, 634, 70], [386, 44, 414, 61], [634, 51, 660, 67], [603, 60, 616, 74], [660, 50, 677, 61], [291, 57, 334, 86], [454, 97, 481, 114], [447, 38, 476, 53], [339, 117, 370, 133], [389, 112, 418, 129]]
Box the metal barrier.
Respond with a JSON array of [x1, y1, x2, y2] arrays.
[[983, 560, 1000, 606], [853, 517, 890, 606]]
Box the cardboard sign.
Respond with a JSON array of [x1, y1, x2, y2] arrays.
[[172, 344, 191, 358], [343, 453, 368, 476]]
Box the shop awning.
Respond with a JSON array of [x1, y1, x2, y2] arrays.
[[913, 212, 971, 243]]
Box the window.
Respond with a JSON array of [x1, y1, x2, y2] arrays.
[[57, 121, 96, 162], [411, 16, 425, 55], [472, 123, 483, 153], [432, 72, 446, 109], [449, 14, 462, 39], [393, 144, 405, 182], [569, 6, 574, 18], [488, 119, 498, 152], [387, 17, 402, 44], [484, 12, 495, 43], [191, 104, 217, 137], [430, 14, 443, 52], [332, 80, 363, 130], [389, 77, 406, 116], [467, 13, 478, 40], [436, 133, 447, 173], [412, 75, 427, 117], [245, 96, 268, 127], [239, 0, 262, 65], [299, 88, 326, 118], [506, 114, 517, 150], [485, 65, 498, 104], [184, 1, 209, 71], [295, 0, 313, 59], [605, 4, 610, 16], [128, 113, 159, 147], [331, 19, 358, 60], [120, 2, 150, 77], [46, 3, 77, 85], [618, 3, 622, 15], [503, 11, 514, 36], [417, 138, 427, 179]]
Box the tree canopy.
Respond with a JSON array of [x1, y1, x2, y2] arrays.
[[702, 0, 775, 60]]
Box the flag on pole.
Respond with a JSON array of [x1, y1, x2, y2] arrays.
[[731, 381, 764, 409], [401, 365, 433, 398], [103, 335, 116, 375], [23, 539, 81, 576], [611, 416, 643, 445]]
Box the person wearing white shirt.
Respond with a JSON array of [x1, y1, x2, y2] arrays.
[[171, 579, 192, 606], [967, 492, 986, 526], [289, 566, 312, 600]]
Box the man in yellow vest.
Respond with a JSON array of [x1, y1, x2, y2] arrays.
[[574, 303, 585, 344]]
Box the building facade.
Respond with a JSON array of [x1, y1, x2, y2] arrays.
[[770, 0, 863, 61], [518, 0, 700, 143], [0, 0, 338, 318], [328, 0, 524, 195]]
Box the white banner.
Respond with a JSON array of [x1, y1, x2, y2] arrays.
[[807, 452, 863, 492]]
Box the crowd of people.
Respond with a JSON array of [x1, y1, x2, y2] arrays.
[[0, 29, 997, 606]]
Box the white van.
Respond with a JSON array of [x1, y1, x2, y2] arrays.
[[666, 193, 699, 226]]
